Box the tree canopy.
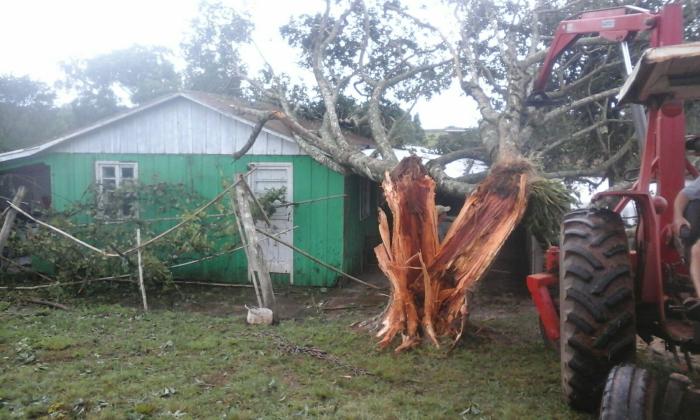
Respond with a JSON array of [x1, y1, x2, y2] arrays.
[[61, 45, 181, 125], [3, 0, 699, 197], [232, 0, 699, 195], [0, 75, 68, 152], [181, 0, 253, 96]]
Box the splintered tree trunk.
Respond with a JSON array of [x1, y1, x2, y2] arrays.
[[375, 156, 531, 352]]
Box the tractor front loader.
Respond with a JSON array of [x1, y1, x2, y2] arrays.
[[525, 3, 700, 418]]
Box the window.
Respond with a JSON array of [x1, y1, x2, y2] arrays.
[[359, 178, 372, 220], [95, 161, 138, 218]]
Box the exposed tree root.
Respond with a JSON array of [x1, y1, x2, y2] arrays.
[[375, 156, 531, 352]]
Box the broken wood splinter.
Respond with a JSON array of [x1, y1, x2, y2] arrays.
[[375, 156, 530, 352]]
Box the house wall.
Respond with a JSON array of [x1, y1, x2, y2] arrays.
[[32, 152, 349, 286], [0, 96, 381, 286]]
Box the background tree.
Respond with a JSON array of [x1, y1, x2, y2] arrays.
[[61, 45, 181, 126], [0, 75, 68, 151], [181, 0, 253, 96], [298, 94, 426, 146]]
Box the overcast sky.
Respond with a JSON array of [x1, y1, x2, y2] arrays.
[[0, 0, 479, 129]]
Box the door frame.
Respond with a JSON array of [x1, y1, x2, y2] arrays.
[[247, 162, 294, 283]]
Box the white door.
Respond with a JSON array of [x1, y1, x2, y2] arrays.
[[248, 163, 293, 281]]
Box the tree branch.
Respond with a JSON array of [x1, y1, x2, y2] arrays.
[[541, 87, 620, 123], [427, 147, 490, 168], [233, 112, 276, 159], [543, 137, 634, 179]]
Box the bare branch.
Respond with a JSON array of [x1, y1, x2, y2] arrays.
[[543, 137, 634, 179], [427, 147, 490, 168], [523, 36, 614, 68], [457, 171, 488, 184], [233, 112, 276, 159], [536, 119, 607, 156], [547, 61, 621, 99], [366, 60, 449, 162], [311, 0, 356, 148], [387, 97, 419, 143], [293, 134, 349, 174], [541, 87, 620, 123]]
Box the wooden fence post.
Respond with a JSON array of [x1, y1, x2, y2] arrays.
[[0, 186, 27, 258], [135, 228, 148, 312], [231, 175, 276, 316]]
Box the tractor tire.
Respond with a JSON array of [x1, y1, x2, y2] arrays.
[[559, 208, 636, 412], [599, 365, 656, 420]]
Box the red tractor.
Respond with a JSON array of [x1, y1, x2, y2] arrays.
[[526, 3, 700, 418]]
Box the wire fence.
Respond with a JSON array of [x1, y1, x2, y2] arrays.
[[1, 170, 374, 293]]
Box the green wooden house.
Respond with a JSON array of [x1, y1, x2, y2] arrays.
[[0, 91, 379, 287]]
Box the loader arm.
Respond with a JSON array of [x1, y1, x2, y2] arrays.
[[531, 6, 657, 98]]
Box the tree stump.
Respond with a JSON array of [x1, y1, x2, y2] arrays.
[[375, 156, 531, 351]]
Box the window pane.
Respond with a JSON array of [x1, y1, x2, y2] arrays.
[[102, 166, 115, 178], [103, 179, 117, 190], [121, 167, 134, 179]]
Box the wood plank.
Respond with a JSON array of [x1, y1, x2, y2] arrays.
[[0, 186, 27, 257], [231, 175, 277, 315]]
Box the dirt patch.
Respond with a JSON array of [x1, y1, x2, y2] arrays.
[[40, 349, 80, 363], [470, 293, 536, 321], [200, 370, 234, 387]]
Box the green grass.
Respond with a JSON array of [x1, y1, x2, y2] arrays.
[[0, 301, 587, 419]]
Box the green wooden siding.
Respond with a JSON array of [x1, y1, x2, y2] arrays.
[[7, 153, 362, 287]]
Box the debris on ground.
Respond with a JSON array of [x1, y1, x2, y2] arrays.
[[250, 331, 370, 377]]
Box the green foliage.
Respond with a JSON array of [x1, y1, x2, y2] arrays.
[[9, 181, 243, 293], [295, 94, 425, 147], [61, 45, 181, 126], [251, 186, 287, 221], [7, 179, 289, 294], [37, 336, 76, 351], [524, 178, 577, 247], [426, 127, 481, 154], [0, 75, 69, 151]]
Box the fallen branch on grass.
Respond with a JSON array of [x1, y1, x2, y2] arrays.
[[0, 275, 134, 290], [171, 280, 253, 288], [21, 297, 70, 311], [375, 156, 531, 352], [256, 228, 382, 290], [321, 304, 378, 311]]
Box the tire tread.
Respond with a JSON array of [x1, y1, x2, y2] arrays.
[[560, 208, 636, 412]]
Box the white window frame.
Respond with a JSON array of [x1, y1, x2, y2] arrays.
[[95, 161, 139, 218]]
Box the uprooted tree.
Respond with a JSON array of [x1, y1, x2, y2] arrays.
[[236, 0, 696, 194], [224, 0, 699, 349]]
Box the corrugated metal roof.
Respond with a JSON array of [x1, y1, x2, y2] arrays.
[[0, 91, 373, 163]]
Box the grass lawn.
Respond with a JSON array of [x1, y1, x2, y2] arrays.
[[0, 289, 589, 419]]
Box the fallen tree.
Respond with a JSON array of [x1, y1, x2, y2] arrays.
[[375, 156, 531, 351]]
